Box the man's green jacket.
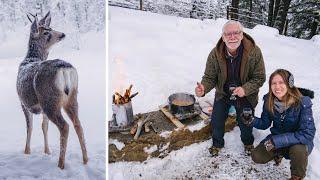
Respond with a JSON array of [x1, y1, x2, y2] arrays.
[[201, 32, 266, 108]]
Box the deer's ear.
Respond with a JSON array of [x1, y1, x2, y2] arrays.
[[31, 17, 39, 34], [39, 11, 51, 27], [27, 14, 33, 23]]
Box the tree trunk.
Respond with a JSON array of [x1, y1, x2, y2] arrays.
[[140, 0, 143, 10], [231, 0, 239, 20], [249, 0, 253, 26], [309, 16, 319, 39], [272, 0, 281, 27], [190, 0, 198, 19], [267, 0, 274, 26], [283, 18, 289, 35], [276, 0, 292, 34]]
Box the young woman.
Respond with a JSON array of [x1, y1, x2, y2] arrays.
[[243, 69, 316, 180]]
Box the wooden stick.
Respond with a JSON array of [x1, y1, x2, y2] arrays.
[[159, 105, 185, 129], [109, 126, 131, 133], [112, 95, 115, 104], [129, 92, 139, 99], [123, 85, 133, 103], [150, 123, 159, 133], [144, 121, 151, 133], [134, 114, 152, 140], [115, 92, 123, 98], [199, 111, 209, 120], [199, 111, 210, 125], [115, 92, 126, 104], [130, 124, 138, 135], [127, 84, 133, 95], [124, 89, 130, 103]]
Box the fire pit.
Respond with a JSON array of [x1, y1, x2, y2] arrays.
[[109, 85, 138, 132]]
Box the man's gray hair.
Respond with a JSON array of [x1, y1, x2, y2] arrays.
[[222, 20, 244, 34]]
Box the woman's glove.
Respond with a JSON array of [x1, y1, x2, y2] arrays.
[[264, 139, 275, 151]]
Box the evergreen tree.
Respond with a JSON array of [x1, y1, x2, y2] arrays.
[[287, 0, 319, 39]]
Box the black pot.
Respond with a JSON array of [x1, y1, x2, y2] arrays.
[[168, 93, 195, 115]]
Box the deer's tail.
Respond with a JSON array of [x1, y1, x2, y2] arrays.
[[55, 67, 78, 98]]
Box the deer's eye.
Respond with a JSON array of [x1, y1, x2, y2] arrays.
[[43, 32, 49, 35]]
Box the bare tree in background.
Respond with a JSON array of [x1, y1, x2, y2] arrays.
[[231, 0, 239, 20], [267, 0, 281, 27], [274, 0, 292, 34]]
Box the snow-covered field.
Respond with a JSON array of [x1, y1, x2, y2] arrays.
[[0, 27, 105, 178], [109, 6, 320, 179]]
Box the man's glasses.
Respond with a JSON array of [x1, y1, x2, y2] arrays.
[[223, 31, 242, 38]]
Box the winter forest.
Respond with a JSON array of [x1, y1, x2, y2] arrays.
[[109, 0, 319, 39], [0, 0, 105, 48]]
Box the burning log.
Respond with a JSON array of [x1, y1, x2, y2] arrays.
[[113, 85, 139, 105], [129, 92, 138, 99], [125, 85, 133, 97], [115, 92, 125, 104]]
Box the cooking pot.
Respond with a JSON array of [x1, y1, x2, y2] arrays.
[[168, 93, 195, 115]]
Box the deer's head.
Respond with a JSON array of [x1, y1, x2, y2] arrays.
[[28, 11, 65, 50]]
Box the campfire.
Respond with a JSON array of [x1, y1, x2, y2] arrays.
[[110, 85, 154, 139], [113, 85, 138, 105], [110, 85, 138, 130]]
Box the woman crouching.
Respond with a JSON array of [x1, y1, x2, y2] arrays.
[[242, 69, 316, 180]]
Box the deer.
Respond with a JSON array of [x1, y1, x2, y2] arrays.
[[16, 11, 88, 169]]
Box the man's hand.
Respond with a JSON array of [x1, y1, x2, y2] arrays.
[[195, 82, 205, 97], [233, 87, 245, 97], [241, 112, 254, 126]]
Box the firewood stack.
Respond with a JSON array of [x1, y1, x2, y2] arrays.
[[113, 85, 139, 105], [130, 114, 154, 140]]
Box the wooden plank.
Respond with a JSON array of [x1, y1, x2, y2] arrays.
[[159, 105, 185, 129], [199, 111, 209, 120], [199, 111, 210, 125]]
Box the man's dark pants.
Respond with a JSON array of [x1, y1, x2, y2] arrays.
[[211, 97, 254, 148]]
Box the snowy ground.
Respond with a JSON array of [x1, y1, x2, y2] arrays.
[[109, 6, 320, 179], [0, 27, 105, 178]]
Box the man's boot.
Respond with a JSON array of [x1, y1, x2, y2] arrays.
[[274, 155, 283, 166], [290, 175, 302, 180], [209, 146, 221, 157], [244, 144, 254, 156]]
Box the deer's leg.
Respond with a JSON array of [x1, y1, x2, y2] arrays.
[[42, 114, 50, 154], [22, 104, 33, 154], [56, 117, 69, 170], [64, 91, 88, 164], [46, 112, 69, 169]]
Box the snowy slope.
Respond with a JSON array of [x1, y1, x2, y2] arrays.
[[109, 6, 320, 179], [0, 28, 105, 178]]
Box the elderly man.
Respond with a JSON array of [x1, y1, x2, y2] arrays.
[[195, 20, 266, 156]]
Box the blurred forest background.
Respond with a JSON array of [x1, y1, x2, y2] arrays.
[[0, 0, 105, 48], [109, 0, 319, 39]]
